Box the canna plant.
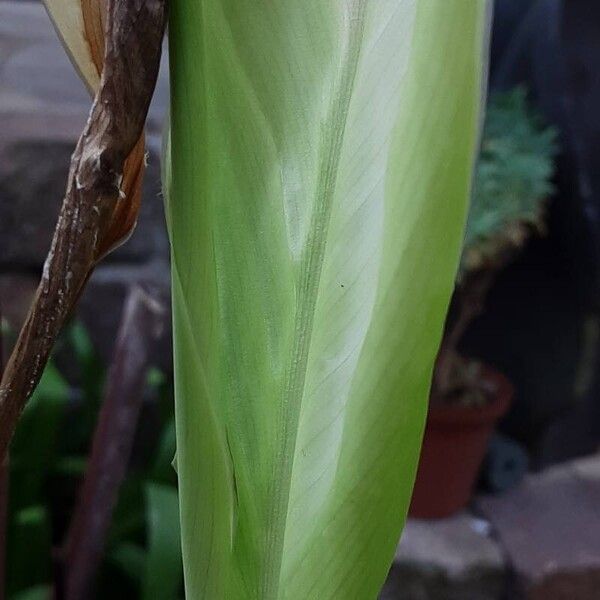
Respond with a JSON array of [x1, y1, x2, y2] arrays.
[[166, 2, 491, 598], [2, 1, 491, 599]]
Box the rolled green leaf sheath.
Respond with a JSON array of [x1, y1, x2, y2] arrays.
[[167, 1, 490, 598]]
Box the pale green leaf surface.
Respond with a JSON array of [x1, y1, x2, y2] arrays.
[[167, 1, 489, 598]]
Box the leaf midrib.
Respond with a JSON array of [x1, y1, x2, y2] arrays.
[[262, 4, 367, 598]]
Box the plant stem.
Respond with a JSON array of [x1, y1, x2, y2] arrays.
[[58, 286, 166, 600], [432, 270, 496, 400]]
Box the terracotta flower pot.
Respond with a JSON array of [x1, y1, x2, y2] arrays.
[[409, 366, 513, 519]]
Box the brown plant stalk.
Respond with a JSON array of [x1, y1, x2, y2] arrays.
[[59, 285, 167, 600], [0, 0, 168, 456]]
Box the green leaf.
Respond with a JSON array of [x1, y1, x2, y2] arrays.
[[10, 362, 69, 508], [53, 455, 88, 477], [167, 2, 489, 598], [147, 368, 167, 390], [107, 477, 147, 544], [108, 542, 147, 585], [69, 320, 105, 405], [142, 483, 182, 600], [151, 417, 177, 484], [7, 506, 52, 596], [11, 586, 52, 600]]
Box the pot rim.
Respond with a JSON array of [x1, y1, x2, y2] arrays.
[[426, 364, 513, 427]]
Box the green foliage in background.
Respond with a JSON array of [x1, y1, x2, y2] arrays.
[[461, 87, 559, 274], [6, 326, 182, 600]]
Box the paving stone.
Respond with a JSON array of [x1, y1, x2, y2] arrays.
[[0, 140, 71, 267], [0, 1, 169, 134], [529, 569, 600, 600], [381, 513, 506, 600], [476, 453, 600, 599], [0, 136, 168, 266]]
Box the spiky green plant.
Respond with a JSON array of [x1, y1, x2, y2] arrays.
[[166, 2, 490, 598], [38, 1, 490, 598], [461, 87, 559, 274]]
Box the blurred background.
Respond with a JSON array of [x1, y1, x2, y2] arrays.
[[1, 1, 599, 598]]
